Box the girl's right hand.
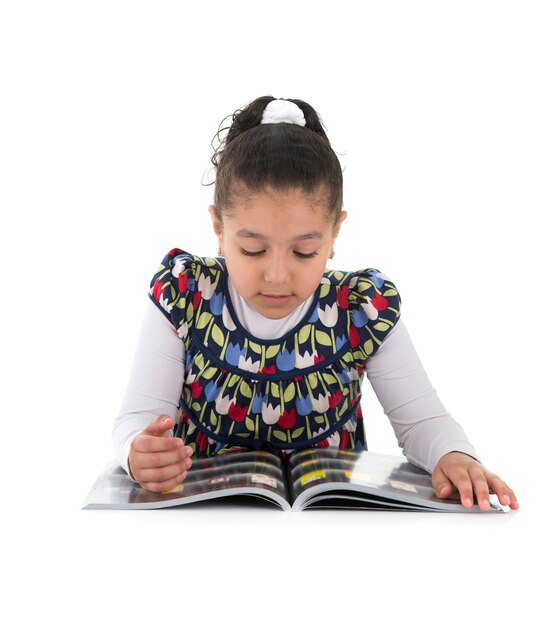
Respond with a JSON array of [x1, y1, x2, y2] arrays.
[[128, 414, 193, 492]]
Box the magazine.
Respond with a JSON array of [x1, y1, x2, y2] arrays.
[[82, 448, 509, 513]]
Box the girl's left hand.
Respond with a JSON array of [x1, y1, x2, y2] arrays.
[[431, 451, 519, 511]]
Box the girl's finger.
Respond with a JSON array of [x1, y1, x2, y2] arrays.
[[485, 473, 519, 509], [468, 468, 492, 511], [136, 459, 191, 485], [445, 467, 474, 508], [141, 470, 188, 494], [431, 465, 458, 498]]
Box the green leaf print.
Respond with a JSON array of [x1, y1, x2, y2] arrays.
[[339, 399, 348, 415], [249, 341, 261, 353], [363, 339, 373, 354], [273, 430, 287, 442], [292, 427, 305, 438], [383, 288, 398, 297], [201, 366, 218, 379], [320, 283, 330, 298], [192, 402, 201, 412], [246, 417, 255, 432], [357, 280, 371, 293], [298, 324, 312, 344], [308, 373, 318, 389], [315, 416, 325, 424], [323, 372, 337, 386], [266, 344, 280, 358], [187, 302, 193, 321], [239, 380, 252, 398], [373, 322, 390, 332], [210, 410, 218, 426], [197, 311, 213, 329], [284, 383, 295, 402], [270, 382, 280, 398], [211, 324, 225, 346], [177, 297, 186, 310], [316, 330, 332, 346]]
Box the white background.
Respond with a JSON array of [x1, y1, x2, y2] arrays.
[[1, 1, 557, 624]]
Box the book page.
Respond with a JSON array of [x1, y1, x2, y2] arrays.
[[84, 450, 288, 509]]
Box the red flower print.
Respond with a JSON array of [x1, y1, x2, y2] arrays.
[[294, 376, 302, 382], [339, 430, 350, 448], [356, 404, 363, 420], [314, 354, 326, 365], [337, 285, 349, 309], [168, 248, 183, 257], [190, 379, 203, 399], [178, 272, 188, 292], [259, 365, 277, 374], [328, 389, 342, 408], [153, 279, 164, 303], [180, 410, 189, 424], [317, 437, 330, 448], [228, 402, 248, 422], [196, 431, 208, 453], [349, 324, 360, 348], [370, 292, 389, 311], [277, 408, 296, 429], [192, 291, 202, 310]]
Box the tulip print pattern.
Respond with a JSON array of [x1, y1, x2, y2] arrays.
[[149, 250, 401, 458]]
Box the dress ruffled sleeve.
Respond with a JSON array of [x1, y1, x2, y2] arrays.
[[347, 267, 402, 360], [148, 248, 197, 336]]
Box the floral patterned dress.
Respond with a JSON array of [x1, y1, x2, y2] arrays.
[[149, 249, 402, 460]]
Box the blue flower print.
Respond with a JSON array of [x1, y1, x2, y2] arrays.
[[350, 307, 368, 328], [295, 394, 313, 415], [209, 291, 224, 315], [335, 334, 347, 351], [367, 269, 385, 289], [204, 381, 221, 402], [225, 342, 247, 366], [339, 368, 351, 384], [276, 348, 296, 371], [252, 393, 266, 414]]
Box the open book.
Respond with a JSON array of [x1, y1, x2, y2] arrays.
[[82, 448, 508, 513]]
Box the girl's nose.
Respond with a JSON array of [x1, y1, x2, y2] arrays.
[[263, 252, 290, 285]]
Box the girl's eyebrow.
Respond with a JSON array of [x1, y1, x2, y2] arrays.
[[235, 229, 323, 241]]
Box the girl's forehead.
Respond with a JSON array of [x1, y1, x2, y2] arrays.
[[226, 187, 332, 232]]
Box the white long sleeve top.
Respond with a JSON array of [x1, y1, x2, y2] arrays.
[[113, 279, 480, 478]]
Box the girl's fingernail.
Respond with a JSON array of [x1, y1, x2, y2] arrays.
[[464, 498, 472, 507], [502, 495, 510, 504]]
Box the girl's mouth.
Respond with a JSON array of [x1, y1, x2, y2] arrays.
[[261, 294, 292, 304]]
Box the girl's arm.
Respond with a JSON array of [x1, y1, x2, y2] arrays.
[[365, 319, 479, 474], [112, 298, 186, 478]]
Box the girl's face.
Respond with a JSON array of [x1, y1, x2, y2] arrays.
[[209, 186, 346, 320]]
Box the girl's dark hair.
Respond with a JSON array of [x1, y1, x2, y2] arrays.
[[206, 95, 343, 224]]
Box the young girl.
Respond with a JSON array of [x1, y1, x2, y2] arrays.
[[112, 95, 518, 511]]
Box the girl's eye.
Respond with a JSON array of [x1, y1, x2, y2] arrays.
[[241, 249, 318, 259], [294, 251, 318, 259], [241, 249, 265, 257]]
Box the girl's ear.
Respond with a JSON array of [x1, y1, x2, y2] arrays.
[[332, 210, 347, 240], [208, 205, 222, 236]]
